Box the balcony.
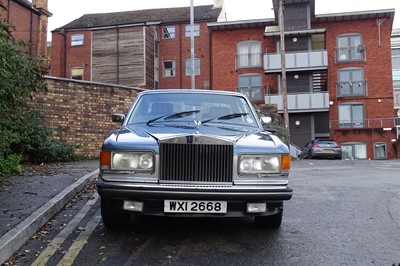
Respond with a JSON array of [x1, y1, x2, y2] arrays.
[[330, 118, 398, 129], [394, 89, 400, 108], [265, 92, 329, 112], [263, 50, 328, 73]]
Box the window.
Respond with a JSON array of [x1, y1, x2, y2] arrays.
[[185, 24, 200, 37], [71, 34, 84, 46], [336, 34, 364, 62], [238, 74, 263, 101], [162, 27, 175, 39], [338, 103, 364, 128], [341, 143, 367, 159], [237, 41, 261, 68], [338, 68, 366, 97], [163, 60, 176, 77], [185, 58, 200, 76], [374, 143, 387, 159], [312, 34, 325, 51], [393, 49, 400, 89], [71, 67, 83, 80]]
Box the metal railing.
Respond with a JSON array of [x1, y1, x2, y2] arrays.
[[334, 46, 366, 62], [265, 92, 329, 112], [336, 80, 368, 98], [330, 118, 398, 129], [263, 50, 328, 72]]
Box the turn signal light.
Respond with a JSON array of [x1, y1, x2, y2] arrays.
[[281, 154, 291, 171], [100, 150, 111, 170]]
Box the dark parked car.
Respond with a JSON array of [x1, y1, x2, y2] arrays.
[[97, 90, 292, 228], [299, 139, 342, 159]]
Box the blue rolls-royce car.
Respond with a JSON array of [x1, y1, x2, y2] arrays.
[[97, 89, 292, 228]]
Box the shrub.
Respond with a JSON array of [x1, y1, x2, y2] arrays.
[[11, 110, 82, 164], [0, 154, 21, 176]]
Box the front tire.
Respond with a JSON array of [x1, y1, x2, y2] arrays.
[[101, 198, 130, 228], [254, 210, 283, 228]]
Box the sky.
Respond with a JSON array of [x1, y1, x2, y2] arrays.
[[46, 0, 399, 41]]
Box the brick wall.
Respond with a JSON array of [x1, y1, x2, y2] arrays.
[[27, 77, 143, 158]]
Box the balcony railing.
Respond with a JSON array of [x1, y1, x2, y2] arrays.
[[336, 80, 368, 98], [265, 92, 329, 112], [330, 118, 398, 129], [263, 50, 328, 72], [334, 46, 366, 63], [394, 89, 400, 108]]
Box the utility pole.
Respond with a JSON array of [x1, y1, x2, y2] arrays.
[[190, 0, 195, 89], [279, 0, 290, 148]]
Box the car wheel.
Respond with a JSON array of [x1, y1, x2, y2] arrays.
[[254, 210, 283, 228], [101, 198, 130, 228], [307, 151, 314, 159]]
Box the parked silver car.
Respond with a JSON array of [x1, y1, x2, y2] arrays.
[[299, 139, 342, 159]]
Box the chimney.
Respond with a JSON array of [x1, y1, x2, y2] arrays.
[[213, 0, 224, 8], [213, 0, 226, 22], [32, 0, 48, 10]]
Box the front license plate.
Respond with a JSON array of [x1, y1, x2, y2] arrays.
[[164, 200, 227, 213]]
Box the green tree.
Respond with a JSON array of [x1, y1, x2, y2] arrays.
[[0, 2, 79, 175]]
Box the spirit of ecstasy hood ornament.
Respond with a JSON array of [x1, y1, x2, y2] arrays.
[[194, 120, 202, 134]]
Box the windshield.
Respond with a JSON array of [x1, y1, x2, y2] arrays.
[[127, 93, 259, 128]]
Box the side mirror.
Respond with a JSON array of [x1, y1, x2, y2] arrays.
[[260, 116, 276, 133], [112, 113, 125, 123], [260, 116, 272, 124]]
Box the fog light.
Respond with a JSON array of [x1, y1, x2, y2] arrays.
[[123, 201, 143, 212], [247, 203, 267, 213]]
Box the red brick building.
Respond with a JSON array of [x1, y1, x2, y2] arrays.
[[0, 0, 51, 57], [209, 0, 397, 159], [50, 5, 222, 89], [49, 0, 397, 159]]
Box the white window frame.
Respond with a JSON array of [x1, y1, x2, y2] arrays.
[[71, 67, 84, 80], [185, 58, 200, 76], [341, 143, 367, 160], [338, 68, 366, 97], [163, 60, 176, 77], [162, 26, 175, 39], [336, 34, 364, 62], [71, 34, 84, 46], [185, 24, 200, 37], [238, 74, 263, 101], [338, 103, 364, 128], [373, 142, 387, 159], [237, 41, 262, 68]]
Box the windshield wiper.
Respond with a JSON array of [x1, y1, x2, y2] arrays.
[[147, 110, 200, 125], [202, 113, 249, 124]]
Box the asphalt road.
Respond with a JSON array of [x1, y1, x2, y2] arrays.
[[6, 159, 400, 266]]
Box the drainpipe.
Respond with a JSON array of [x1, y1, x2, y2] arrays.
[[209, 26, 212, 90], [60, 30, 67, 78], [29, 9, 33, 56], [179, 24, 183, 89], [7, 0, 11, 22], [116, 25, 120, 84]]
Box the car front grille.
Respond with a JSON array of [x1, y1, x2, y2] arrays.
[[159, 143, 233, 183]]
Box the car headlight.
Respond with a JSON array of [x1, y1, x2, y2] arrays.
[[111, 152, 154, 171], [239, 154, 282, 175]]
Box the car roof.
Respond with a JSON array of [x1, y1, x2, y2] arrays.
[[138, 89, 246, 97]]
